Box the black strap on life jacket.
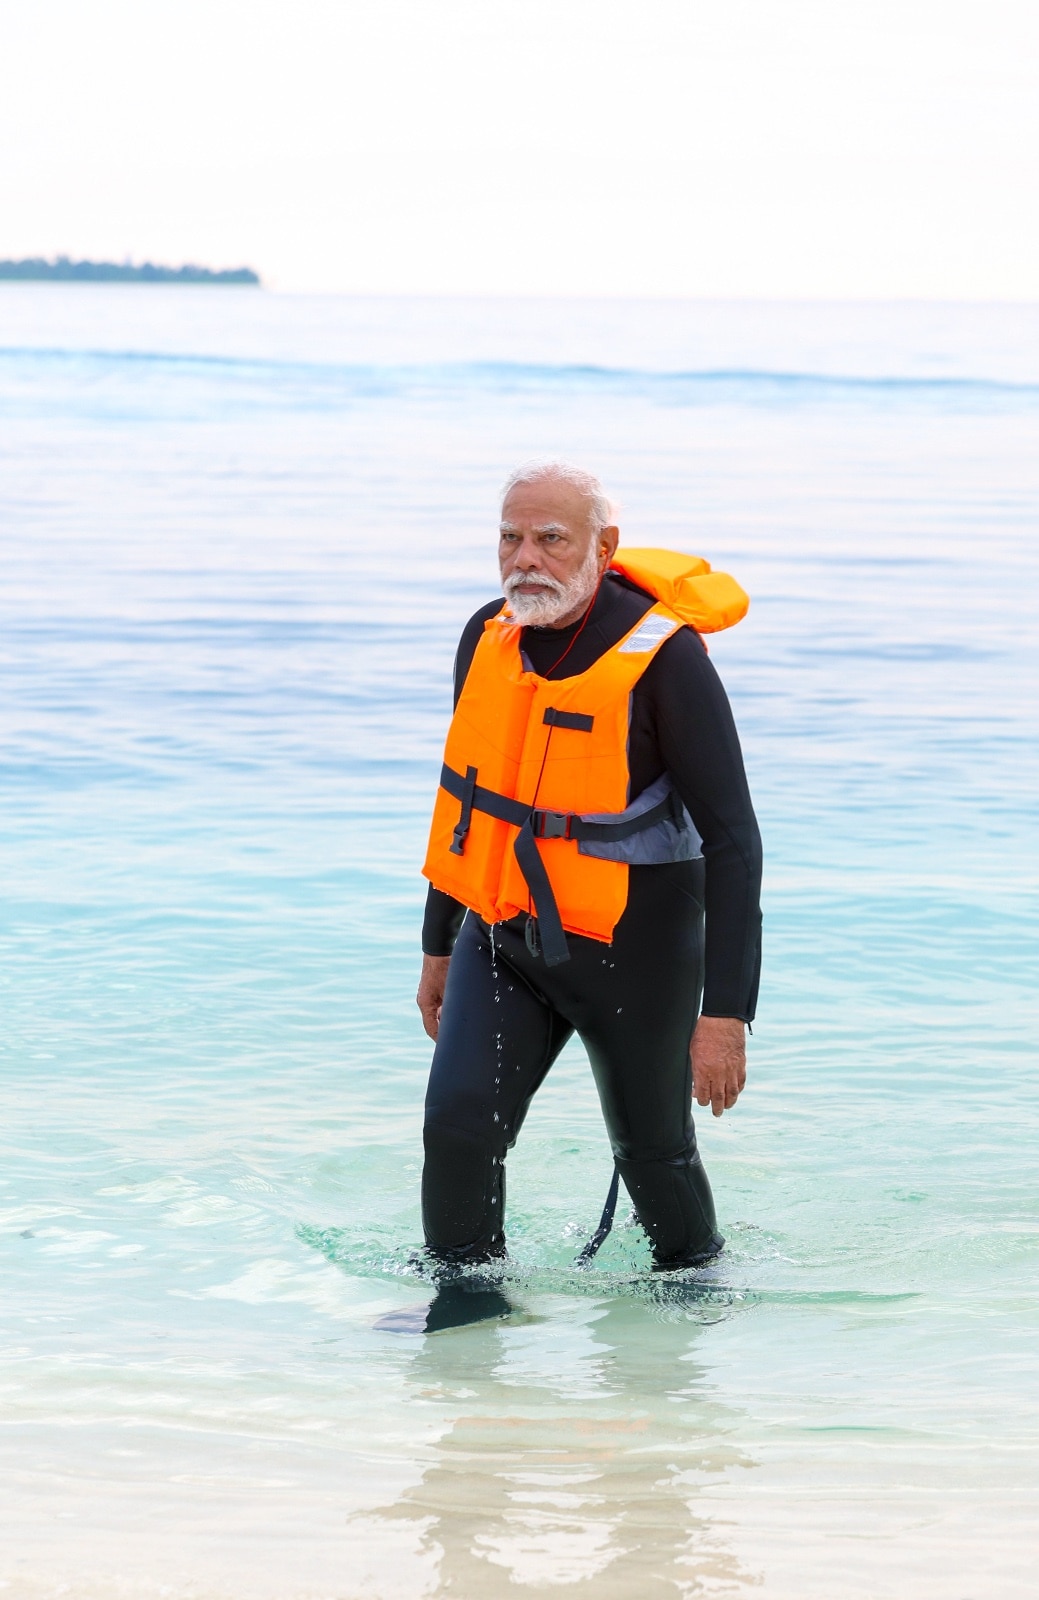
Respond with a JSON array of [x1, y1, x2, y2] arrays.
[[438, 758, 680, 967], [575, 1165, 621, 1264], [542, 706, 594, 733], [512, 815, 570, 966]]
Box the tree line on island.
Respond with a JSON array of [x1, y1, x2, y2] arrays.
[[0, 256, 261, 285]]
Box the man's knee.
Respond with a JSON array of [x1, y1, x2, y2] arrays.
[[609, 1120, 697, 1167]]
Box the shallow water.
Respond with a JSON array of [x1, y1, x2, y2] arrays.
[[1, 288, 1037, 1597]]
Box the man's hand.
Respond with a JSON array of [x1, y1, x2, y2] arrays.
[[416, 953, 452, 1041], [691, 1015, 747, 1117]]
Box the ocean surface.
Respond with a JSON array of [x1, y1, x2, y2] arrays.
[[1, 288, 1037, 1598]]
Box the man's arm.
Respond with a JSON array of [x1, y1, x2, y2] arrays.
[[417, 600, 504, 1034], [646, 630, 762, 1114], [647, 629, 762, 1020]]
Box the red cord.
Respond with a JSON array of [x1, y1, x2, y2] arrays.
[[522, 562, 608, 923], [541, 564, 607, 678]]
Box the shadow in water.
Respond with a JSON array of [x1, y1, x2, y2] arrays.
[[367, 1289, 760, 1596], [374, 1278, 515, 1335]]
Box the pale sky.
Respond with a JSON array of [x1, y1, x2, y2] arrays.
[[2, 0, 1037, 298]]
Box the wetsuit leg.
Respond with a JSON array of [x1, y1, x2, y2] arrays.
[[584, 864, 721, 1267], [485, 861, 723, 1268], [422, 913, 573, 1262]]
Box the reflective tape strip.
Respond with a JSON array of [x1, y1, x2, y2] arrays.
[[616, 614, 681, 654]]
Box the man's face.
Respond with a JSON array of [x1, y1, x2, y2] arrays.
[[499, 478, 617, 627]]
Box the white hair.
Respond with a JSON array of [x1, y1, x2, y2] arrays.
[[500, 459, 614, 533]]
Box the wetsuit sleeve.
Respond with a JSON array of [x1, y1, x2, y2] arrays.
[[421, 601, 503, 957], [451, 604, 500, 699], [643, 631, 763, 1022], [422, 887, 467, 956]]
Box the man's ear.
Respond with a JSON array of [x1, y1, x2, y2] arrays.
[[599, 525, 620, 567]]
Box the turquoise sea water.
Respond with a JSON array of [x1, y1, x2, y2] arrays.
[[1, 289, 1037, 1598]]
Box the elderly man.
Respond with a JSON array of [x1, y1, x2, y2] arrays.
[[417, 462, 761, 1271]]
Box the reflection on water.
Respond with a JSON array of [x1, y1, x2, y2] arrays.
[[370, 1294, 759, 1595]]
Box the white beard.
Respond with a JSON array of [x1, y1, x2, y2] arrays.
[[503, 540, 601, 627]]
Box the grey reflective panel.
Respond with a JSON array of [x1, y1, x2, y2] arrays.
[[576, 774, 702, 864], [577, 814, 702, 864]]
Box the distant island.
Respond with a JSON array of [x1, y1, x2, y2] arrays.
[[0, 256, 261, 285]]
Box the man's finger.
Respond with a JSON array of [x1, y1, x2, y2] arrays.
[[416, 991, 440, 1040]]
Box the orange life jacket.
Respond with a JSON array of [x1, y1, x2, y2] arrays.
[[422, 548, 749, 965]]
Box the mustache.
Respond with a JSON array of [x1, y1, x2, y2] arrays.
[[503, 572, 565, 597]]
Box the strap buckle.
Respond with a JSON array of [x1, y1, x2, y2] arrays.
[[449, 765, 478, 855], [532, 809, 572, 841]]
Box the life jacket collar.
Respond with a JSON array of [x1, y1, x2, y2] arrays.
[[608, 547, 749, 633]]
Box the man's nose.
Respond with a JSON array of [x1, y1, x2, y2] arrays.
[[514, 536, 543, 570]]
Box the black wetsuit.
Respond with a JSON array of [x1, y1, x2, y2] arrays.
[[421, 573, 762, 1268]]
